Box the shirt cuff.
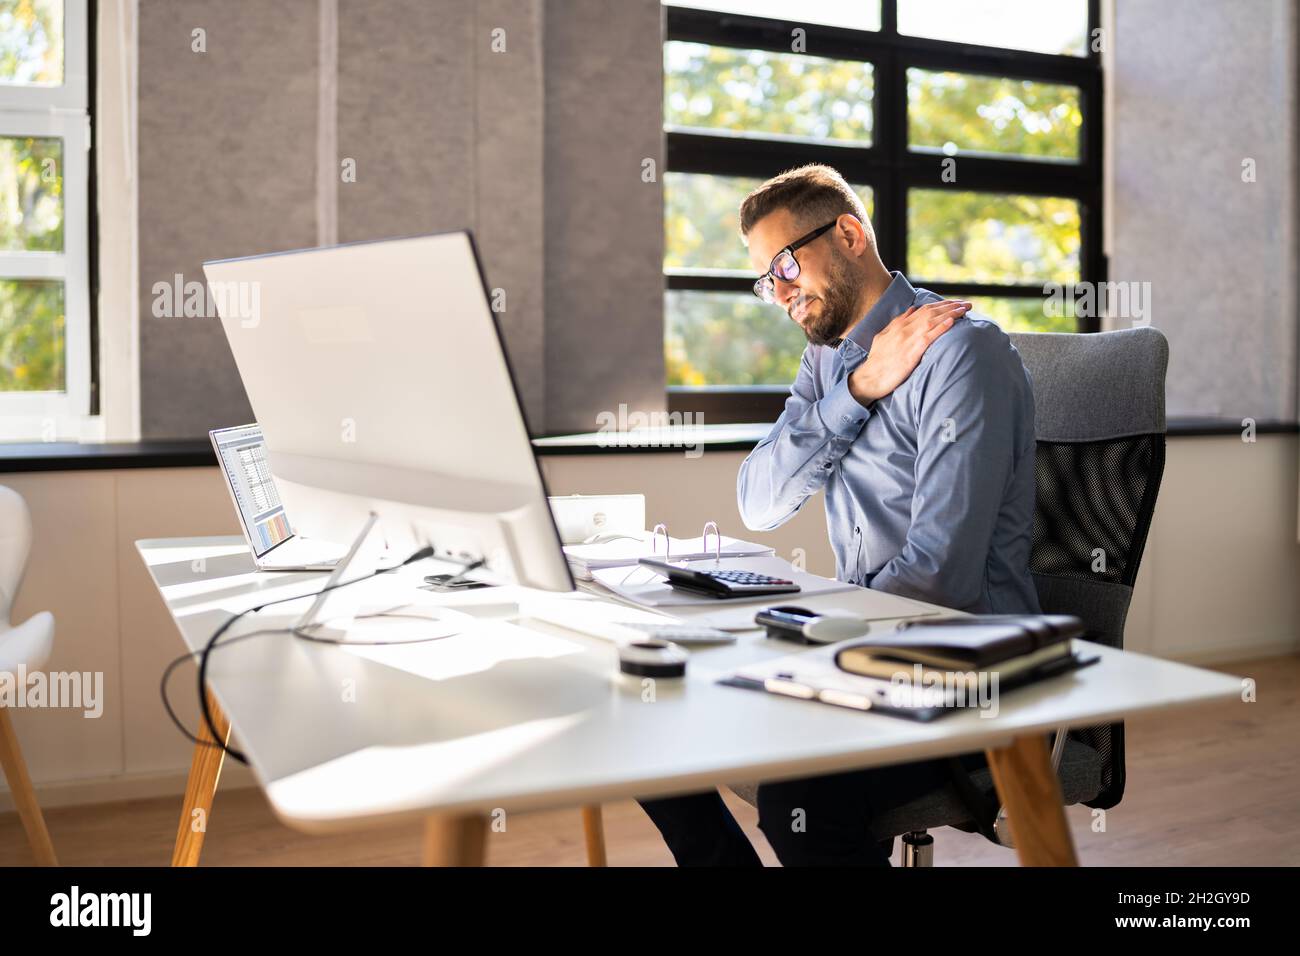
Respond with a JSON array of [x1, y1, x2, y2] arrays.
[[818, 376, 872, 438]]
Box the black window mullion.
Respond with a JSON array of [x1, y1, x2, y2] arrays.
[[666, 132, 886, 182], [880, 0, 898, 36], [898, 46, 1093, 84], [921, 282, 1062, 299], [901, 158, 1092, 196], [1080, 68, 1105, 333], [666, 273, 753, 294], [1077, 0, 1104, 333], [875, 43, 907, 274], [666, 273, 1063, 300]]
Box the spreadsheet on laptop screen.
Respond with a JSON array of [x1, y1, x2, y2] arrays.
[[212, 425, 292, 556]]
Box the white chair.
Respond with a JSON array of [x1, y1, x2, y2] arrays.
[[0, 484, 57, 866]]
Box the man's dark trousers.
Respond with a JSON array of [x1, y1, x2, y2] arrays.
[[639, 752, 988, 866]]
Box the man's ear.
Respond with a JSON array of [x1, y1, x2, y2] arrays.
[[835, 214, 868, 258]]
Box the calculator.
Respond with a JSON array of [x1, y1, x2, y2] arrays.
[[637, 558, 802, 599]]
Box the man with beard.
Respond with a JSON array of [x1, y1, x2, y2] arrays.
[[637, 164, 1041, 866]]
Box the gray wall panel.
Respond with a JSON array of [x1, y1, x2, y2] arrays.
[[475, 0, 546, 430], [138, 0, 320, 438], [544, 0, 666, 435], [335, 0, 474, 243]]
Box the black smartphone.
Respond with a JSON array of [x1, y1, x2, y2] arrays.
[[754, 605, 820, 642]]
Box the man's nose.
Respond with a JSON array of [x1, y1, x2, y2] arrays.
[[775, 276, 801, 307]]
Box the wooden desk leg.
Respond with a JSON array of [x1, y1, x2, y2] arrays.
[[581, 805, 608, 867], [0, 706, 58, 866], [984, 733, 1079, 867], [422, 814, 488, 866], [171, 688, 231, 867]]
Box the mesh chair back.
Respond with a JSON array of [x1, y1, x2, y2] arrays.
[[1009, 327, 1168, 809]]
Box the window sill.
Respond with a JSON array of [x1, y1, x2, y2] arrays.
[[0, 440, 215, 473], [1, 418, 1294, 471]]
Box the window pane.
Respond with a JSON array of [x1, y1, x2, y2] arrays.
[[663, 0, 880, 32], [0, 0, 64, 86], [666, 172, 874, 271], [898, 0, 1088, 56], [666, 173, 761, 272], [908, 189, 1080, 284], [0, 135, 64, 251], [0, 278, 64, 392], [908, 69, 1081, 162], [967, 296, 1076, 334], [665, 42, 874, 145], [666, 290, 804, 386]]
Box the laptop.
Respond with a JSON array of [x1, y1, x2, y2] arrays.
[[209, 423, 349, 571]]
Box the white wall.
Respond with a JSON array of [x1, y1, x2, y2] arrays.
[[2, 434, 1297, 810], [0, 467, 256, 812]]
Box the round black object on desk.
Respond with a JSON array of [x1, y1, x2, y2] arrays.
[[617, 639, 688, 678]]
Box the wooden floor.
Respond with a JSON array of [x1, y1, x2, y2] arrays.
[[3, 654, 1297, 866]]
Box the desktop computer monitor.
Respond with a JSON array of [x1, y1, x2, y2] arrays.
[[202, 231, 574, 603]]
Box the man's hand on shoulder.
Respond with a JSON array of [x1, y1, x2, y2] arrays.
[[848, 299, 970, 407]]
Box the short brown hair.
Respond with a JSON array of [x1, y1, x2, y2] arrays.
[[738, 164, 873, 247]]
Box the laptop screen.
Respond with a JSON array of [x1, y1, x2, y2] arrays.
[[210, 424, 294, 557]]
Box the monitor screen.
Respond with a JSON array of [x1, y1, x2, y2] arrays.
[[210, 424, 293, 557]]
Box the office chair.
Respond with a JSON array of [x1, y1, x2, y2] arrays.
[[580, 326, 1167, 866], [0, 485, 58, 865], [726, 325, 1169, 865]]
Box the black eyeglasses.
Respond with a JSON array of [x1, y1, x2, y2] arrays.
[[752, 221, 837, 304]]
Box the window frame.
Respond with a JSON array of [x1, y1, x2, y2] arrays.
[[0, 0, 94, 438], [663, 0, 1105, 422]]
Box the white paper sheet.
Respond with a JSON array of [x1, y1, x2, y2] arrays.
[[565, 533, 773, 578]]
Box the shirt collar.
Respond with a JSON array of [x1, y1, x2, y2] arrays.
[[837, 271, 919, 355]]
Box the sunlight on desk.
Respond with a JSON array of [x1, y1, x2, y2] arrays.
[[338, 619, 588, 683], [267, 711, 588, 825]]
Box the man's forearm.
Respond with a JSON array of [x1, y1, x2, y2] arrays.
[[737, 377, 870, 530]]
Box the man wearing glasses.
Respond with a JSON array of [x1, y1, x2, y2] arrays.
[[639, 164, 1041, 866]]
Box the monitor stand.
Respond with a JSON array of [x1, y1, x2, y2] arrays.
[[291, 512, 465, 645]]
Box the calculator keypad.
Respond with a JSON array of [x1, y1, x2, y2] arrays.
[[703, 570, 793, 586]]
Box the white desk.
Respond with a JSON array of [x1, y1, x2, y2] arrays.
[[139, 536, 1243, 866]]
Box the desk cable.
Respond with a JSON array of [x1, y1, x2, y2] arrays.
[[159, 546, 483, 766]]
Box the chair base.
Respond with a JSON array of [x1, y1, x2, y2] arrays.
[[900, 829, 933, 867]]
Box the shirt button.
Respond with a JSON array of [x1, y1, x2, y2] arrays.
[[855, 526, 861, 534]]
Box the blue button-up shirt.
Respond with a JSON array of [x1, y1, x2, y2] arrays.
[[738, 272, 1041, 614]]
